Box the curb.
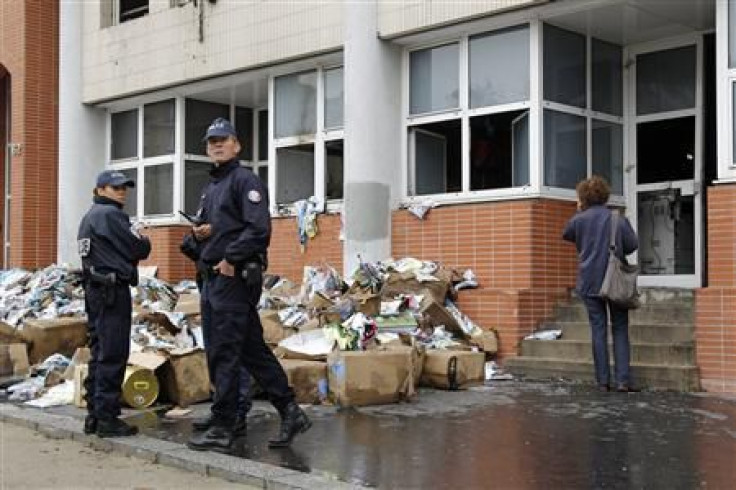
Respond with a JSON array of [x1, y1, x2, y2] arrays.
[[0, 404, 360, 490]]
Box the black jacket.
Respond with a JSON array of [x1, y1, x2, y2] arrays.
[[77, 196, 151, 285], [198, 159, 270, 266]]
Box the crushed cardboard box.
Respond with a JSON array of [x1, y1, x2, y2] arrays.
[[420, 350, 485, 390], [21, 317, 88, 364], [0, 343, 30, 377], [261, 309, 298, 346], [327, 346, 417, 407], [279, 359, 328, 405]]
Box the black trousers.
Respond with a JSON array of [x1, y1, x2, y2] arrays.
[[201, 272, 294, 427], [84, 282, 132, 420]]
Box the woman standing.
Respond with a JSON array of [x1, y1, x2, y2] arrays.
[[563, 176, 639, 392]]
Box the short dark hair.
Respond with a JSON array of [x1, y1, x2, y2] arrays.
[[576, 175, 610, 210]]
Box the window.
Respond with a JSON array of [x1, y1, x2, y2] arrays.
[[120, 0, 148, 23], [110, 109, 138, 160], [185, 99, 229, 155], [469, 26, 529, 108], [275, 71, 317, 138], [144, 100, 175, 157], [410, 43, 459, 115], [544, 25, 586, 109], [144, 164, 173, 216], [407, 26, 530, 197], [543, 24, 624, 192], [636, 46, 696, 116], [274, 67, 344, 206], [184, 161, 210, 215]]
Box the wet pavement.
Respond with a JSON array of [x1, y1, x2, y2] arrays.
[[9, 382, 736, 489]]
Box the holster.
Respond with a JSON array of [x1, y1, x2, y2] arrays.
[[85, 267, 117, 306]]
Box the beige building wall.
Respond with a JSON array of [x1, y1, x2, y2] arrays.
[[82, 0, 343, 103], [378, 0, 546, 37]]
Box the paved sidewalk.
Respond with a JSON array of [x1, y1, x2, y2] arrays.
[[0, 421, 256, 489]]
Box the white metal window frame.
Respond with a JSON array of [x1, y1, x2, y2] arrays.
[[401, 19, 628, 207], [402, 26, 539, 206], [717, 0, 736, 181], [270, 65, 345, 215]]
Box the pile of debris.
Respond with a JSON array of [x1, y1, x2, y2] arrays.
[[0, 258, 508, 411]]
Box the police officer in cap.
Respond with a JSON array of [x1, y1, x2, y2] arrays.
[[187, 118, 310, 452], [78, 170, 151, 437]]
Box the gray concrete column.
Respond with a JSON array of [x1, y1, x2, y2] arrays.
[[343, 0, 402, 277], [58, 0, 106, 266]]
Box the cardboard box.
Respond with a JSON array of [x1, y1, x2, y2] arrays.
[[470, 330, 499, 355], [327, 347, 416, 407], [0, 322, 23, 344], [420, 350, 485, 390], [158, 348, 211, 407], [260, 309, 298, 345], [419, 295, 464, 338], [381, 272, 450, 304], [174, 292, 201, 316], [0, 343, 30, 377], [279, 359, 328, 405], [350, 293, 380, 317], [63, 347, 91, 380], [73, 363, 88, 408], [21, 317, 88, 364]]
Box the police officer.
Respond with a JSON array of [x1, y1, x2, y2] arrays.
[[78, 170, 151, 437], [187, 118, 310, 452], [180, 230, 252, 436]]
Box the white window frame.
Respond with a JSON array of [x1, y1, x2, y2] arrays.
[[403, 27, 538, 206], [717, 0, 736, 181], [270, 65, 345, 215]]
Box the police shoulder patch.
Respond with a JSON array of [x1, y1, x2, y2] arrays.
[[247, 190, 262, 203], [78, 238, 91, 257]]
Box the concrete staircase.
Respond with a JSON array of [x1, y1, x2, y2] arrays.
[[506, 289, 701, 391]]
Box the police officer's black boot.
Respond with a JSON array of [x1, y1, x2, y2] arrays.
[[96, 417, 138, 438], [268, 403, 311, 448], [193, 414, 246, 437], [187, 424, 234, 453], [83, 415, 97, 435]]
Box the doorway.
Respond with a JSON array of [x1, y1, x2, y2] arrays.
[[627, 37, 703, 288]]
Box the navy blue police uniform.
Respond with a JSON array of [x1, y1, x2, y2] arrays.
[[77, 170, 151, 437], [187, 118, 310, 452]]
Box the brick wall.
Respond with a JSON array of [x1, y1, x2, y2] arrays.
[[696, 184, 736, 393], [0, 0, 59, 269], [140, 226, 195, 283], [393, 199, 578, 359]]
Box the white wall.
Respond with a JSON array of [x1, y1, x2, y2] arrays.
[[378, 0, 546, 37], [59, 0, 107, 266], [82, 0, 343, 103]]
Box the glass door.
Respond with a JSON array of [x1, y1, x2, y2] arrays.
[[628, 38, 703, 288]]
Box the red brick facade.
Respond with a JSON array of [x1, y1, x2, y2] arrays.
[[393, 199, 578, 358], [0, 0, 59, 268], [696, 184, 736, 393]]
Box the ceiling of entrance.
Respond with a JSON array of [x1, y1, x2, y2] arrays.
[[546, 0, 715, 45]]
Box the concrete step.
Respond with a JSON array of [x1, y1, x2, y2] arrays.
[[520, 339, 696, 366], [548, 321, 695, 343], [553, 304, 694, 325], [504, 357, 701, 391]]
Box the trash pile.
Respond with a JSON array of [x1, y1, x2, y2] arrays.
[[0, 257, 510, 412]]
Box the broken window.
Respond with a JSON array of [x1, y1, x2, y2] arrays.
[[470, 110, 529, 190], [326, 140, 344, 200], [276, 145, 315, 204], [119, 0, 148, 23], [275, 71, 317, 138], [409, 120, 461, 196]]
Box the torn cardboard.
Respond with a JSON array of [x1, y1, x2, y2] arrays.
[[279, 359, 328, 405], [0, 343, 30, 377], [261, 309, 298, 345], [327, 347, 416, 407], [21, 317, 88, 364], [158, 348, 211, 407], [420, 350, 485, 390]]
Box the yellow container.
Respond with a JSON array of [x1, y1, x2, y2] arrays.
[[122, 365, 159, 409]]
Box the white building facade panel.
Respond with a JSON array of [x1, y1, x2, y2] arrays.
[[82, 0, 343, 103], [378, 0, 547, 37]]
